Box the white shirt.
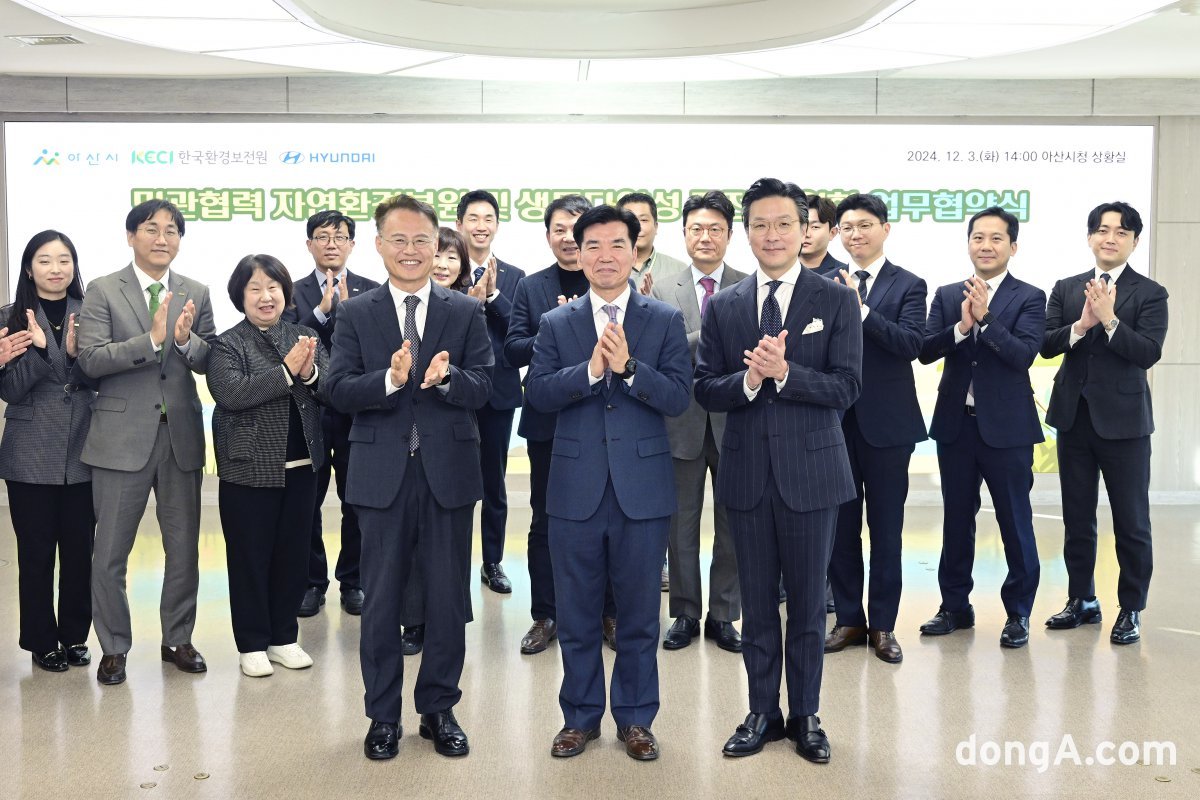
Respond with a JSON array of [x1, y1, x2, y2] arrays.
[[852, 254, 886, 321], [384, 280, 443, 395], [690, 263, 725, 310], [1068, 263, 1126, 348], [311, 268, 351, 325], [743, 261, 802, 400], [132, 265, 188, 354], [587, 286, 635, 387]]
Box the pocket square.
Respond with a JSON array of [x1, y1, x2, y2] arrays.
[[802, 318, 824, 335]]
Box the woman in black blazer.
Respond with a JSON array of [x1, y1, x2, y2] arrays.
[[207, 254, 328, 678], [0, 230, 96, 672]]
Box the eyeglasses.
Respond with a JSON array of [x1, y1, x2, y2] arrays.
[[748, 218, 800, 236], [839, 221, 878, 235], [311, 234, 351, 245], [686, 224, 728, 239], [380, 235, 434, 250], [137, 225, 180, 240]]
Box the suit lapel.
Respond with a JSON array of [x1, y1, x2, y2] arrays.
[[732, 277, 760, 346], [418, 283, 451, 374], [368, 284, 405, 356], [673, 271, 702, 333], [864, 260, 899, 308], [33, 303, 68, 381], [567, 294, 598, 356], [1113, 267, 1140, 315], [119, 264, 151, 333], [623, 292, 649, 357], [541, 266, 564, 310], [167, 272, 189, 345], [784, 269, 821, 344], [987, 276, 1019, 320]]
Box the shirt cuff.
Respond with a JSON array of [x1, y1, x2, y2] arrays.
[[743, 372, 761, 401], [302, 365, 319, 385], [282, 365, 293, 387], [385, 370, 403, 396], [174, 338, 191, 355], [486, 290, 500, 303], [588, 370, 603, 387], [953, 324, 970, 344], [313, 306, 330, 325], [1069, 329, 1084, 348], [773, 368, 789, 390]]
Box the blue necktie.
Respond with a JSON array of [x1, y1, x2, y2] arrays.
[[473, 266, 485, 285], [403, 296, 421, 452], [855, 270, 871, 304], [760, 281, 783, 338]]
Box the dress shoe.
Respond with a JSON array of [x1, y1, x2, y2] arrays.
[[663, 615, 700, 650], [823, 624, 868, 652], [722, 713, 785, 757], [65, 644, 91, 667], [298, 586, 325, 617], [617, 725, 659, 761], [340, 588, 364, 615], [778, 580, 787, 605], [603, 616, 617, 652], [868, 629, 903, 663], [480, 563, 512, 594], [31, 649, 68, 673], [97, 653, 127, 685], [551, 727, 600, 757], [825, 582, 836, 614], [704, 616, 743, 653], [1110, 609, 1141, 645], [402, 626, 425, 656], [364, 720, 400, 760], [660, 560, 670, 592], [919, 605, 976, 635], [239, 651, 274, 677], [520, 619, 557, 655], [419, 710, 469, 757], [787, 715, 831, 763], [266, 642, 313, 669], [1045, 597, 1102, 629], [161, 643, 207, 673], [1000, 615, 1030, 648]]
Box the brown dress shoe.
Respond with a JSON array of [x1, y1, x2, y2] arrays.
[[603, 617, 617, 652], [617, 725, 659, 761], [97, 653, 127, 685], [551, 727, 600, 757], [161, 643, 207, 673], [520, 619, 558, 655], [868, 630, 903, 663], [824, 624, 868, 653]]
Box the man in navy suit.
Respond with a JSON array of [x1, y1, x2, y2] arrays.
[[917, 207, 1045, 648], [824, 192, 927, 665], [284, 210, 380, 618], [327, 194, 493, 761], [527, 204, 691, 761], [1041, 201, 1168, 645], [455, 190, 527, 594], [696, 178, 861, 763], [799, 193, 847, 278]]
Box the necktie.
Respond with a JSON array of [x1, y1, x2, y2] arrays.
[[473, 266, 485, 286], [403, 295, 421, 452], [148, 282, 163, 318], [1100, 272, 1111, 286], [699, 276, 716, 319], [854, 270, 871, 304], [760, 281, 783, 338], [330, 277, 340, 308], [602, 304, 619, 385]]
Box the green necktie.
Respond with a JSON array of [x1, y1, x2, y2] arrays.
[[148, 283, 166, 413]]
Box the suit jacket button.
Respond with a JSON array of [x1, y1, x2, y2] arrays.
[[638, 392, 648, 400], [971, 361, 978, 367], [606, 405, 615, 411], [767, 398, 774, 404], [154, 403, 161, 410], [160, 374, 166, 380]]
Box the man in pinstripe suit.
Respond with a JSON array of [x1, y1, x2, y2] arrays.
[[695, 178, 861, 763]]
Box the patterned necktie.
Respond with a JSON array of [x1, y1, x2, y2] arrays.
[[602, 304, 619, 385], [329, 277, 340, 308], [760, 281, 783, 338], [699, 276, 716, 319], [854, 270, 871, 304], [403, 295, 421, 452], [473, 266, 485, 286]]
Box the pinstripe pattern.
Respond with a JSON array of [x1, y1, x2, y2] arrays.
[[207, 319, 328, 488]]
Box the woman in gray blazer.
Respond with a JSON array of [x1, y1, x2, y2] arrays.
[[207, 254, 328, 678], [0, 230, 96, 673]]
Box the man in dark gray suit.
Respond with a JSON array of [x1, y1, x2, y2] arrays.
[[651, 191, 746, 653], [78, 199, 215, 686]]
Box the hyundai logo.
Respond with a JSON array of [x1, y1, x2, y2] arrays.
[[280, 151, 304, 164]]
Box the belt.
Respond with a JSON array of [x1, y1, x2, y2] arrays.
[[964, 405, 977, 416]]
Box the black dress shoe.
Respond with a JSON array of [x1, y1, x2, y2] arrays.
[[704, 616, 742, 652], [298, 586, 325, 618], [364, 720, 400, 760], [663, 615, 700, 650], [32, 649, 68, 673], [341, 588, 364, 615], [97, 653, 127, 685], [787, 715, 831, 763], [919, 605, 975, 635], [1045, 597, 1102, 629], [419, 710, 469, 757], [1110, 609, 1141, 645], [1000, 615, 1030, 648], [722, 712, 785, 757], [65, 644, 91, 667], [603, 617, 617, 652], [480, 563, 512, 594], [161, 643, 207, 673], [402, 626, 425, 656]]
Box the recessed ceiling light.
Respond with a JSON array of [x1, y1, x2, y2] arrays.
[[5, 33, 85, 46]]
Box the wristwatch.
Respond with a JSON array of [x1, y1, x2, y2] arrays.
[[979, 311, 996, 327], [613, 358, 637, 380], [1105, 318, 1120, 333]]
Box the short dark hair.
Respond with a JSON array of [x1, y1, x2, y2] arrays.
[[616, 192, 658, 222], [835, 192, 888, 225], [437, 226, 471, 292], [741, 178, 809, 230], [5, 229, 85, 335], [573, 205, 641, 248], [682, 191, 735, 230], [968, 206, 1019, 242], [1087, 201, 1143, 238], [456, 189, 500, 222], [805, 193, 838, 227], [374, 194, 439, 234], [126, 199, 185, 237], [228, 254, 294, 313], [306, 210, 356, 240], [543, 194, 592, 230]]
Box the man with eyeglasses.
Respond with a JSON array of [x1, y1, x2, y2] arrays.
[[617, 192, 688, 297], [695, 178, 861, 763], [824, 192, 928, 666], [284, 210, 379, 619], [650, 191, 746, 654], [799, 193, 847, 278], [78, 199, 216, 686], [328, 194, 493, 760]]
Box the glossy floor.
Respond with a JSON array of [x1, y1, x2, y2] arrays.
[[1, 501, 1198, 799]]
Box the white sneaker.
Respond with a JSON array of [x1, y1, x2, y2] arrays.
[[240, 651, 273, 677], [266, 643, 313, 670]]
